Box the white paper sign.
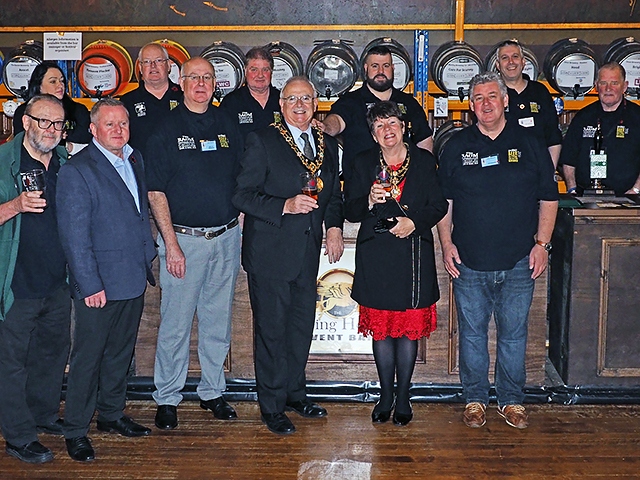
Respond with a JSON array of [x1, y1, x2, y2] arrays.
[[43, 32, 82, 61]]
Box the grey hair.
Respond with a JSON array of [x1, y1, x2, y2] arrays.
[[469, 72, 508, 98], [90, 97, 128, 123], [138, 42, 169, 62], [280, 76, 316, 98]]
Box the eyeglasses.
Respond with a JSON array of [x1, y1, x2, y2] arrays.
[[140, 59, 169, 67], [248, 67, 272, 75], [26, 114, 65, 131], [181, 74, 215, 83], [281, 95, 315, 105]]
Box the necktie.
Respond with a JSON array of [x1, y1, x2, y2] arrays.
[[300, 132, 314, 160]]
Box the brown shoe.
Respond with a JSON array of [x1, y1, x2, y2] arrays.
[[463, 402, 486, 428], [498, 404, 529, 429]]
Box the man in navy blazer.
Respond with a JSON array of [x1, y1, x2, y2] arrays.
[[233, 77, 344, 435], [56, 98, 157, 462]]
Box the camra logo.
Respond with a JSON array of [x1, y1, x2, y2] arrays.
[[238, 112, 253, 124], [316, 269, 357, 319], [134, 102, 146, 117], [177, 136, 196, 150], [461, 151, 479, 166], [583, 126, 597, 138]]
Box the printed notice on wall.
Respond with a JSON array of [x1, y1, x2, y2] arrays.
[[44, 32, 82, 61]]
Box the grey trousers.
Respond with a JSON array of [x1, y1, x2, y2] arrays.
[[153, 224, 240, 406]]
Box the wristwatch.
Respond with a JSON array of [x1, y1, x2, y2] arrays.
[[536, 240, 552, 252]]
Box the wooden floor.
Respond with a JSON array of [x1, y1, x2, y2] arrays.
[[1, 401, 638, 479]]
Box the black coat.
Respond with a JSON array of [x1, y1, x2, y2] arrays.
[[344, 143, 448, 311]]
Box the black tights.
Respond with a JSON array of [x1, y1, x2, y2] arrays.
[[372, 336, 418, 415]]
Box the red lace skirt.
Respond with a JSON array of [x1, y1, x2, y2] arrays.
[[358, 304, 437, 341]]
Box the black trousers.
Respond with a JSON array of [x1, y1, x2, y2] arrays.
[[0, 286, 71, 446], [63, 294, 144, 439], [247, 244, 320, 415]]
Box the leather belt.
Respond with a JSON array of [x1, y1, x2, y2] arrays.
[[173, 218, 239, 240]]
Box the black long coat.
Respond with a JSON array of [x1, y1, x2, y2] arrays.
[[344, 143, 448, 311]]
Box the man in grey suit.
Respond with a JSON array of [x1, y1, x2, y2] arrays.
[[233, 76, 344, 435], [56, 98, 157, 462]]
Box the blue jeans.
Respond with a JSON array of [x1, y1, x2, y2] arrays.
[[453, 256, 534, 406]]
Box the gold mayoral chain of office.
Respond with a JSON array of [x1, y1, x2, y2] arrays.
[[380, 143, 411, 200], [274, 122, 325, 192]]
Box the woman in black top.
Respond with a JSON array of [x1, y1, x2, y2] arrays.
[[13, 61, 91, 152]]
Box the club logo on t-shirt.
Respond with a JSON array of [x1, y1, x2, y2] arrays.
[[169, 100, 179, 110], [177, 135, 197, 150], [397, 103, 407, 115], [530, 102, 539, 113], [583, 125, 597, 138], [238, 112, 253, 124], [134, 102, 146, 117], [508, 149, 520, 162], [461, 151, 479, 166], [218, 134, 229, 148]]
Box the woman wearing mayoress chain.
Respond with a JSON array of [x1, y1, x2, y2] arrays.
[[344, 101, 448, 426]]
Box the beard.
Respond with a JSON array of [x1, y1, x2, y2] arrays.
[[27, 128, 59, 154], [366, 74, 393, 92]]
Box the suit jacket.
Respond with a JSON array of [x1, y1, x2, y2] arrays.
[[56, 142, 156, 301], [233, 125, 343, 281]]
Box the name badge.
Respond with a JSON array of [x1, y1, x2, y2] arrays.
[[481, 154, 500, 167], [519, 117, 535, 128], [200, 140, 217, 151]]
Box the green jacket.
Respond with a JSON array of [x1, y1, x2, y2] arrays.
[[0, 132, 67, 320]]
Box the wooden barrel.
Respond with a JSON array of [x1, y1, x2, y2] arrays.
[[2, 40, 43, 98], [201, 41, 245, 100], [430, 41, 483, 98], [306, 40, 359, 100], [264, 41, 304, 91], [76, 40, 133, 97], [543, 38, 598, 98]]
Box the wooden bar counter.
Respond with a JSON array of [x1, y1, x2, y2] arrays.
[[133, 220, 548, 395], [549, 200, 640, 387]]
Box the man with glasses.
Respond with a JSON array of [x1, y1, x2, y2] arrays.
[[322, 45, 433, 181], [0, 94, 69, 464], [495, 39, 562, 168], [561, 62, 640, 196], [145, 57, 243, 431], [121, 42, 183, 156], [233, 76, 343, 435], [219, 47, 282, 141]]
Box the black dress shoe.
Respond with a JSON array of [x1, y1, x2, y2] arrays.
[[37, 418, 64, 435], [371, 400, 395, 424], [96, 416, 151, 437], [393, 404, 413, 426], [65, 436, 95, 462], [200, 397, 238, 420], [6, 441, 53, 464], [261, 413, 296, 435], [155, 405, 178, 430], [285, 400, 327, 418]]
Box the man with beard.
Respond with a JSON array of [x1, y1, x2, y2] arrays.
[[0, 94, 70, 464], [219, 46, 281, 141], [323, 45, 433, 181]]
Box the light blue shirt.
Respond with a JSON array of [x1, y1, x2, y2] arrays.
[[286, 122, 316, 157], [93, 139, 140, 212]]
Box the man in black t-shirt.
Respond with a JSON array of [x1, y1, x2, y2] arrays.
[[322, 45, 433, 181], [560, 62, 640, 196], [121, 42, 183, 157], [145, 57, 242, 431], [495, 39, 562, 167], [219, 47, 281, 141], [437, 72, 558, 431], [0, 95, 70, 464]]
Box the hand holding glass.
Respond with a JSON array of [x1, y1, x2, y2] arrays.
[[300, 172, 318, 200], [20, 169, 46, 201], [375, 165, 391, 197]]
